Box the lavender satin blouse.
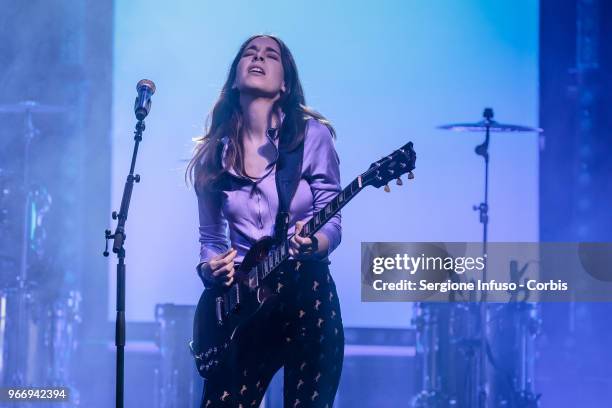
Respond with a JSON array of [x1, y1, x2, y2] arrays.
[[196, 118, 342, 267]]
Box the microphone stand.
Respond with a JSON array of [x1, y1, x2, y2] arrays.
[[104, 120, 145, 408]]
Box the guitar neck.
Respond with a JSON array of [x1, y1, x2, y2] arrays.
[[301, 176, 363, 237], [253, 176, 364, 282]]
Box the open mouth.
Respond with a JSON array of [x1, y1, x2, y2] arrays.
[[248, 66, 265, 75]]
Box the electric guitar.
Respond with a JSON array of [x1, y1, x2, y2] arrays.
[[190, 141, 416, 378]]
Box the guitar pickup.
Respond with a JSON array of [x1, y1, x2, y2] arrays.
[[215, 296, 225, 326], [229, 284, 241, 312]]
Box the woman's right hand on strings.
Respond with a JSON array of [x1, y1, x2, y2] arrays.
[[200, 248, 237, 287]]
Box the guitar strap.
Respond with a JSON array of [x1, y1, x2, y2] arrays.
[[273, 127, 304, 244]]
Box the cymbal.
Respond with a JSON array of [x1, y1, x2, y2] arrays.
[[438, 120, 542, 133], [0, 100, 66, 114]]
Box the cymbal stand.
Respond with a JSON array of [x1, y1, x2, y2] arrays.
[[472, 107, 494, 407]]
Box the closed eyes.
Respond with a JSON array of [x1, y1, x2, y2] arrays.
[[243, 51, 279, 60], [242, 46, 281, 60]]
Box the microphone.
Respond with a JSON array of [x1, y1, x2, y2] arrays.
[[134, 79, 156, 120]]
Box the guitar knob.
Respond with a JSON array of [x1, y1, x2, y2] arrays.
[[395, 178, 403, 186], [384, 184, 391, 193], [408, 171, 415, 180]]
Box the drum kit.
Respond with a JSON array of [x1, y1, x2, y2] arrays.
[[412, 109, 542, 408], [0, 101, 81, 405]]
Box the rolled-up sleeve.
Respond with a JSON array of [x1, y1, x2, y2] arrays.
[[304, 120, 342, 256], [196, 188, 230, 266]]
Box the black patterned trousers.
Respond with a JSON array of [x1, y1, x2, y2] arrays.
[[200, 260, 345, 408]]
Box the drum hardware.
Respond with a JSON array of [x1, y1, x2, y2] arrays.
[[412, 109, 543, 407], [0, 101, 81, 405], [486, 303, 542, 407]]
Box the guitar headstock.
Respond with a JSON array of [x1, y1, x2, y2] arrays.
[[361, 142, 416, 191]]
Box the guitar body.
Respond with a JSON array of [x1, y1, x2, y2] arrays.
[[191, 236, 282, 379]]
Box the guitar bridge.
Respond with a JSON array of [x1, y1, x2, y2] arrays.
[[247, 267, 259, 289]]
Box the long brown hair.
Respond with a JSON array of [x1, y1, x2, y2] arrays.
[[185, 34, 335, 194]]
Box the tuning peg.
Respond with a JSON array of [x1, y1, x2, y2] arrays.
[[396, 178, 403, 186], [408, 171, 415, 180], [384, 184, 391, 192]]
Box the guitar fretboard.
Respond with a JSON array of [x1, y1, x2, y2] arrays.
[[248, 177, 363, 286]]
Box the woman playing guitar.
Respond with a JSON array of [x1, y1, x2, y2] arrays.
[[186, 34, 344, 408]]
